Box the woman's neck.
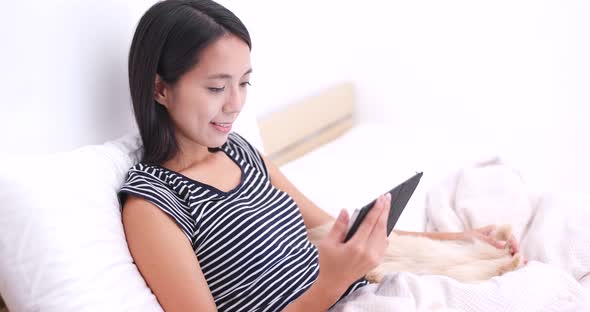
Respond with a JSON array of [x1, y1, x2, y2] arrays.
[[162, 135, 214, 172]]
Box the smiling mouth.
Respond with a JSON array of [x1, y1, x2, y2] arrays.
[[210, 121, 233, 133], [210, 122, 232, 127]]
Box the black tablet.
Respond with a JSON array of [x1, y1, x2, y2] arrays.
[[344, 172, 423, 242]]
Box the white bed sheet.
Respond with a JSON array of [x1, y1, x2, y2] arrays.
[[280, 123, 590, 311], [280, 123, 501, 232]]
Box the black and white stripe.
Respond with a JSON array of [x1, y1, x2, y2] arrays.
[[119, 132, 367, 311]]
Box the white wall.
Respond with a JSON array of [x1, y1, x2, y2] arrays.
[[1, 0, 588, 192], [225, 0, 590, 193], [0, 1, 154, 155]]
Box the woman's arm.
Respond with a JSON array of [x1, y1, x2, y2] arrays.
[[123, 151, 397, 311], [123, 196, 218, 312], [283, 195, 392, 311], [259, 153, 398, 309], [124, 189, 391, 312]]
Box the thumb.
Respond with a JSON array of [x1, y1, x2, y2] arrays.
[[481, 225, 497, 236], [327, 209, 350, 243]]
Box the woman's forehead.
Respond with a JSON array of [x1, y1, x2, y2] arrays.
[[191, 34, 251, 78]]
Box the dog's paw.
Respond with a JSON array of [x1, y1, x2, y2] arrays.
[[495, 224, 513, 242], [499, 253, 524, 275], [365, 267, 386, 283]]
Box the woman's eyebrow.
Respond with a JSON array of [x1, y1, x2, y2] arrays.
[[207, 68, 253, 80]]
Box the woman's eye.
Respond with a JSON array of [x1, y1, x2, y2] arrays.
[[240, 81, 251, 88], [208, 86, 225, 93]]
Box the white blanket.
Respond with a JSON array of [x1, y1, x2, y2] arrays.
[[330, 158, 590, 311], [425, 157, 590, 287], [331, 262, 589, 312]]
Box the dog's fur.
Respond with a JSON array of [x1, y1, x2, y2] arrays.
[[307, 222, 524, 283]]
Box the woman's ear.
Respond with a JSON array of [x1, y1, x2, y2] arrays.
[[154, 75, 169, 107]]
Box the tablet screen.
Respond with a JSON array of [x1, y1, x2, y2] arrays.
[[344, 172, 423, 242]]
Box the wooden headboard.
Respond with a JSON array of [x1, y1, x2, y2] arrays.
[[258, 83, 357, 166]]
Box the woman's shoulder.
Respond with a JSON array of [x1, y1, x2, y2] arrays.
[[119, 162, 185, 203], [124, 162, 170, 185], [226, 132, 256, 152], [119, 162, 195, 244]]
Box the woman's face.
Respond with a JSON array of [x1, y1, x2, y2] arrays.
[[156, 34, 251, 149]]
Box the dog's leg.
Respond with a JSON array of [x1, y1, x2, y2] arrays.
[[307, 222, 524, 283], [442, 253, 519, 282]]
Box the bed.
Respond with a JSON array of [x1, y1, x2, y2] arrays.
[[1, 82, 590, 311], [1, 1, 589, 308], [256, 83, 590, 311]]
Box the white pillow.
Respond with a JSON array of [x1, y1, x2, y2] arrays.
[[0, 114, 263, 312], [0, 134, 161, 312]]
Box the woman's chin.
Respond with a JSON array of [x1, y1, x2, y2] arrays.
[[208, 133, 230, 148]]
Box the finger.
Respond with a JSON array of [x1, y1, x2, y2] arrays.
[[479, 224, 497, 236], [367, 194, 391, 253], [508, 236, 520, 254], [480, 235, 504, 249], [327, 209, 350, 243], [348, 195, 386, 244], [371, 193, 390, 238]]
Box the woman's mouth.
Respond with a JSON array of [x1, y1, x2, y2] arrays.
[[210, 121, 232, 133]]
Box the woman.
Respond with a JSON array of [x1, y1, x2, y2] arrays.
[[119, 1, 519, 311]]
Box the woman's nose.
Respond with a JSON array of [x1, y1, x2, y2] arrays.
[[223, 85, 244, 113]]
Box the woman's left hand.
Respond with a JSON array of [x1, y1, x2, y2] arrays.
[[464, 225, 520, 255]]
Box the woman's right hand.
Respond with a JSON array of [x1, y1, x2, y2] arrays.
[[314, 193, 392, 296]]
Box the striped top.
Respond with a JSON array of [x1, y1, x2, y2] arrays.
[[119, 132, 367, 312]]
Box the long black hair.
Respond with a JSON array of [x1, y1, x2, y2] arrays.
[[128, 0, 251, 165]]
